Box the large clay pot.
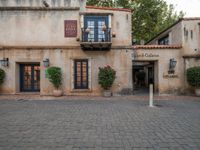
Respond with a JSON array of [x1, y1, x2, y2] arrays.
[[53, 90, 62, 97], [195, 88, 200, 97], [103, 90, 112, 97]]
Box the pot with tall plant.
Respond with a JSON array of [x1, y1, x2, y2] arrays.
[[47, 66, 63, 97], [0, 68, 5, 92], [98, 65, 116, 97], [186, 66, 200, 96]]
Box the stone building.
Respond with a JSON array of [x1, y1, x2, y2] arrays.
[[0, 0, 199, 96], [133, 18, 200, 94], [0, 0, 132, 96]]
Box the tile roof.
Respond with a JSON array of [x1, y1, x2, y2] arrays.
[[86, 6, 132, 12], [133, 45, 182, 49], [146, 17, 200, 44], [183, 17, 200, 21]]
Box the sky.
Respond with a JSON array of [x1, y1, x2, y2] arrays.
[[165, 0, 200, 17]]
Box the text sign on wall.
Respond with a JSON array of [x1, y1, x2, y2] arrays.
[[64, 20, 77, 37]]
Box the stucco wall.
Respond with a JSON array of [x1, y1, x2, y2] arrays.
[[86, 8, 132, 47], [0, 0, 84, 7], [0, 48, 132, 96], [132, 48, 184, 94], [0, 10, 81, 46], [182, 20, 200, 56], [148, 21, 182, 45], [0, 6, 131, 47]]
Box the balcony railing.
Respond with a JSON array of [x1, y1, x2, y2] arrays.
[[80, 28, 112, 51], [81, 28, 111, 42]]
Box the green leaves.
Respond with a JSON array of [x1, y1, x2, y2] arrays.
[[98, 65, 116, 90], [0, 68, 5, 85], [86, 0, 185, 43], [47, 67, 62, 89], [187, 67, 200, 88]]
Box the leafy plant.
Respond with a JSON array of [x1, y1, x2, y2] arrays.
[[186, 67, 200, 88], [0, 68, 5, 85], [47, 67, 62, 89], [98, 65, 116, 90]]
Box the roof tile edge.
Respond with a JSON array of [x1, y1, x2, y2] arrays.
[[86, 6, 132, 12], [132, 45, 182, 49]]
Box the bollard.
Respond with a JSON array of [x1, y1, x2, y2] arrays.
[[149, 84, 154, 107]]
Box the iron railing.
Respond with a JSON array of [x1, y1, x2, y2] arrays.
[[81, 28, 111, 42]]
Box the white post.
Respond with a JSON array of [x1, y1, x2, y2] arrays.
[[149, 84, 154, 107]]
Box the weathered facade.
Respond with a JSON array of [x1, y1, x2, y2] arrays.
[[0, 0, 133, 96], [0, 0, 199, 96], [136, 18, 200, 94]]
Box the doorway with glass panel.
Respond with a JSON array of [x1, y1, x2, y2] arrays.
[[20, 64, 40, 92], [83, 15, 110, 42]]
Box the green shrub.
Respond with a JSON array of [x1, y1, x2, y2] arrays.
[[186, 66, 200, 87], [0, 68, 5, 85], [47, 67, 62, 89], [98, 65, 116, 90]]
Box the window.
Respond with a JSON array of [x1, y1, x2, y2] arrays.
[[158, 35, 169, 45], [74, 59, 88, 89], [191, 30, 193, 39], [83, 16, 110, 42]]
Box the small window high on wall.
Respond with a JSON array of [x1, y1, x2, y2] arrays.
[[158, 35, 169, 45]]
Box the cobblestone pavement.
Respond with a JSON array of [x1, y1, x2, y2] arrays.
[[0, 98, 200, 150]]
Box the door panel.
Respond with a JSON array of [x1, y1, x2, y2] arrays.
[[74, 60, 88, 89], [84, 16, 108, 42], [20, 64, 40, 92]]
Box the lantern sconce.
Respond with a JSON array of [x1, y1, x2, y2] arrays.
[[168, 58, 177, 74], [112, 32, 116, 38], [43, 58, 49, 67], [0, 58, 9, 67]]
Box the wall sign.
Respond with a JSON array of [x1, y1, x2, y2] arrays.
[[163, 73, 178, 78], [64, 20, 77, 37]]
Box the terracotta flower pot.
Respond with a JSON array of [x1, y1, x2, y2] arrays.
[[103, 90, 112, 97], [195, 88, 200, 97], [53, 90, 62, 97]]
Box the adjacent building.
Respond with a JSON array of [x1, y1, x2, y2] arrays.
[[0, 0, 199, 96]]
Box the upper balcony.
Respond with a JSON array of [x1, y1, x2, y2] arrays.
[[80, 15, 112, 51]]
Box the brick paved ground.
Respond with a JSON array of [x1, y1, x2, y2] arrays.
[[0, 97, 200, 150]]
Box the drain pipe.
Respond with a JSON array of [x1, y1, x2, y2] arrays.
[[149, 84, 154, 107]]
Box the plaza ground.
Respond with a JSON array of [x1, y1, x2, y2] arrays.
[[0, 95, 200, 150]]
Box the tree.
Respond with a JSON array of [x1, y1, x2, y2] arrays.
[[86, 0, 184, 44], [86, 0, 115, 7]]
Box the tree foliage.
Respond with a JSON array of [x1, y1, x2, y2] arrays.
[[86, 0, 184, 44], [187, 67, 200, 88]]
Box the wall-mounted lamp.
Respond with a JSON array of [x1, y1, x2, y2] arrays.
[[168, 58, 177, 74], [112, 32, 116, 38], [43, 0, 50, 7], [0, 58, 9, 67], [43, 58, 49, 67]]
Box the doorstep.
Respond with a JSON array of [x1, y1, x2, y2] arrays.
[[15, 92, 40, 95]]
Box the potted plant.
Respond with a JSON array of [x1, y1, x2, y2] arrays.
[[47, 67, 63, 97], [98, 65, 116, 97], [186, 66, 200, 96], [0, 68, 5, 89]]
